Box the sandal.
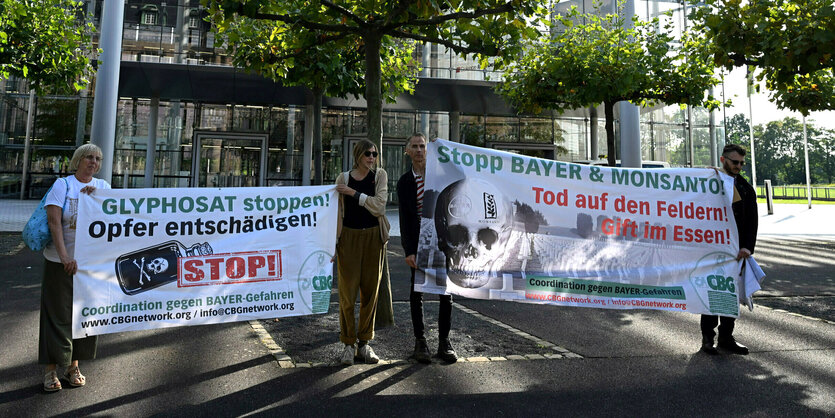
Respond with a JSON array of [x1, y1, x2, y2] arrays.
[[43, 370, 62, 392], [64, 366, 86, 387]]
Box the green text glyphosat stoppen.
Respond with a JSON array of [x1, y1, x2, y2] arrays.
[[101, 194, 329, 216]]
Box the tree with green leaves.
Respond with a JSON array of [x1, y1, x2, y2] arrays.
[[692, 0, 835, 115], [724, 113, 750, 146], [498, 5, 721, 167], [722, 112, 757, 181], [724, 113, 835, 185], [204, 0, 545, 155], [210, 10, 418, 184], [0, 0, 94, 93], [753, 117, 835, 185], [811, 128, 835, 184]]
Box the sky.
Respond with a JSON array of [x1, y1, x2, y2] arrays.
[[721, 67, 835, 131]]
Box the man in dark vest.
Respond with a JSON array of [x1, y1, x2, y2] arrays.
[[397, 133, 457, 363], [701, 144, 758, 355]]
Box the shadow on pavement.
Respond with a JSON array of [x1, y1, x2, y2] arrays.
[[64, 353, 824, 417]]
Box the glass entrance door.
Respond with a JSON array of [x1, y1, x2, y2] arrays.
[[382, 140, 408, 205], [192, 132, 268, 187]]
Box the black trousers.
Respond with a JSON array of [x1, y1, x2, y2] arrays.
[[700, 314, 735, 341], [410, 267, 451, 341]]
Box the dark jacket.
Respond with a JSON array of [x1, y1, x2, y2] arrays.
[[733, 174, 758, 253], [397, 167, 421, 258]]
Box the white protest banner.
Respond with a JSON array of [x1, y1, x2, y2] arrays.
[[73, 186, 337, 338], [415, 139, 743, 317]]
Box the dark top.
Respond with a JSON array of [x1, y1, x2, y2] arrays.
[[343, 170, 379, 229], [397, 167, 421, 257], [733, 174, 758, 253]]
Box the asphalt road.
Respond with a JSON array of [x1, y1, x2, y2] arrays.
[[0, 232, 833, 416], [749, 236, 835, 322]]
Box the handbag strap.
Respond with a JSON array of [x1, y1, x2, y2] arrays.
[[59, 177, 69, 213], [42, 177, 70, 210]]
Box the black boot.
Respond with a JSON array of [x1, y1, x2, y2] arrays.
[[701, 336, 718, 355], [411, 338, 431, 364], [718, 336, 749, 355], [436, 339, 458, 363]]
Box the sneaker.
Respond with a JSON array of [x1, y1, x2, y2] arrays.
[[357, 344, 380, 364], [340, 344, 356, 365], [436, 339, 458, 364], [412, 338, 432, 364]]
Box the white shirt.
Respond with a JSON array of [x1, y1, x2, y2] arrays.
[[43, 175, 111, 263]]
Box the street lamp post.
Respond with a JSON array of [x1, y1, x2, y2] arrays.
[[747, 69, 758, 193], [802, 115, 812, 209]]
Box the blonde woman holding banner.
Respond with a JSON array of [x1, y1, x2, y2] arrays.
[[40, 144, 110, 391], [334, 139, 390, 365]]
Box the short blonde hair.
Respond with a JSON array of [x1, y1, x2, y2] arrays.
[[351, 139, 378, 170], [70, 143, 103, 173]]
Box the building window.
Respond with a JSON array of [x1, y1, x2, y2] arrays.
[[188, 8, 203, 28], [141, 5, 159, 25], [142, 12, 157, 25]]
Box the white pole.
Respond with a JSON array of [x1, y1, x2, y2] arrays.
[[90, 0, 125, 184], [802, 115, 812, 209], [20, 89, 36, 199], [747, 69, 758, 193], [708, 86, 717, 166], [589, 106, 598, 159], [619, 0, 641, 168]]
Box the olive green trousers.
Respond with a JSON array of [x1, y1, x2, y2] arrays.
[[39, 260, 97, 366], [336, 226, 384, 345]]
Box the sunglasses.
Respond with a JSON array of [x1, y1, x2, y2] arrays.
[[726, 157, 744, 166], [364, 151, 378, 158]]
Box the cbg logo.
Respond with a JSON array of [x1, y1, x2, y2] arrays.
[[692, 275, 736, 292], [312, 275, 333, 291], [706, 275, 735, 292]]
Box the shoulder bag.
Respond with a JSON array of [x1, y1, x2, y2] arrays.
[[22, 177, 69, 251]]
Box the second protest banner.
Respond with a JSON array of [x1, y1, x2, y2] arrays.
[[415, 140, 742, 317], [73, 185, 337, 338]]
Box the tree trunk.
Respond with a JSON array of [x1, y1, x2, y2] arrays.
[[364, 32, 384, 163], [313, 87, 323, 185], [604, 100, 616, 167]]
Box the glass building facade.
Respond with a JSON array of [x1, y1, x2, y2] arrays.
[[1, 0, 732, 201]]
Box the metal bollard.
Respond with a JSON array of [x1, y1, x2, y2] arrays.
[[764, 179, 774, 215]]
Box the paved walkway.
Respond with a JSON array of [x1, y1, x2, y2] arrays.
[[3, 198, 834, 237], [0, 200, 41, 232], [1, 219, 832, 416], [755, 202, 835, 237]]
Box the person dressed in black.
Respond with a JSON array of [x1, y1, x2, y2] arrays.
[[701, 143, 758, 355], [397, 133, 457, 363]]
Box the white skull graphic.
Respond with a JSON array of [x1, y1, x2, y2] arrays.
[[435, 179, 514, 288], [146, 257, 169, 275]]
